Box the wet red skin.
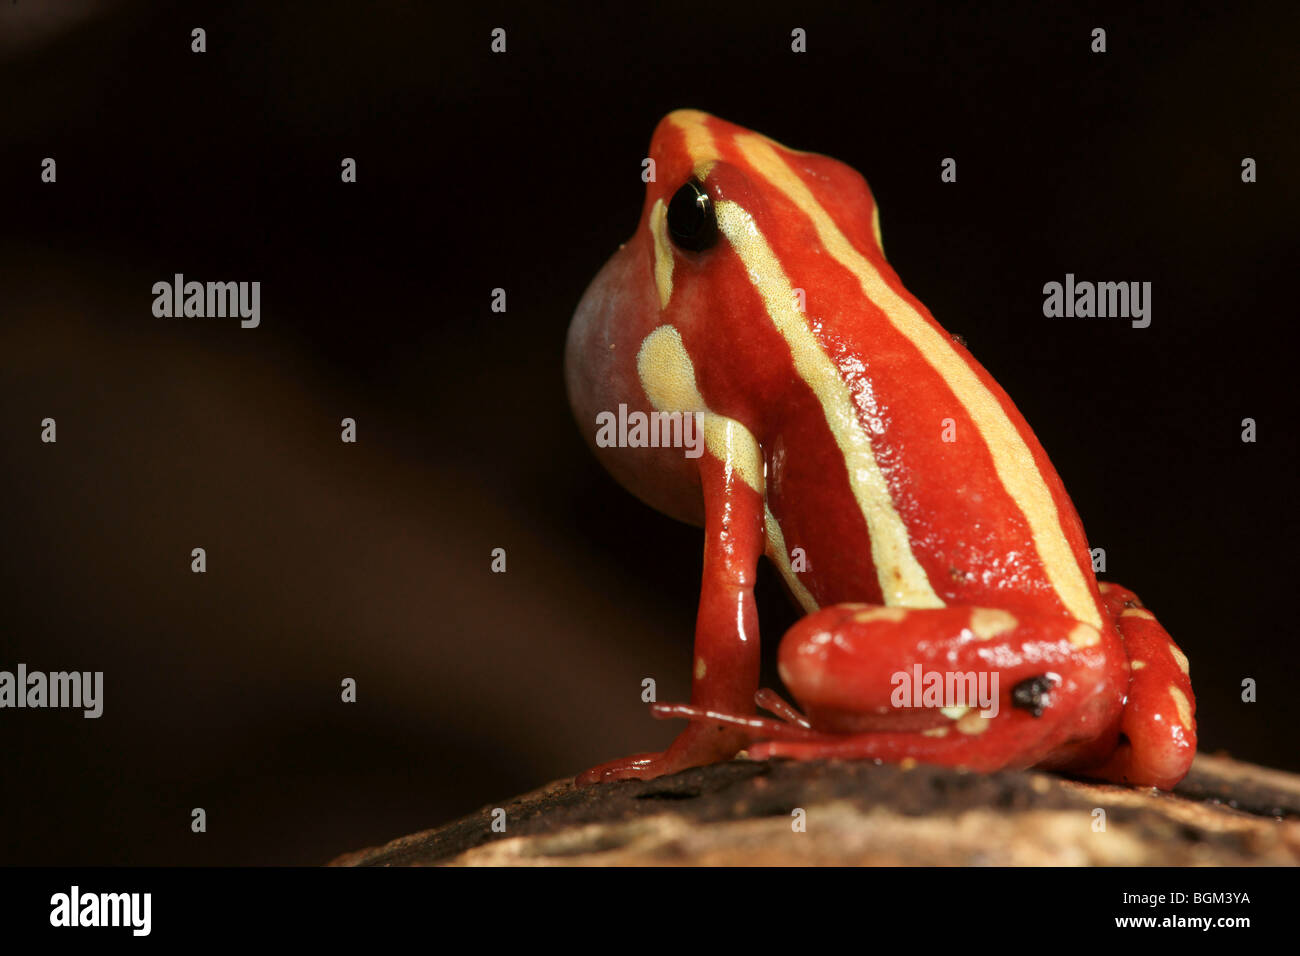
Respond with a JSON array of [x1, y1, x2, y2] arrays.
[[565, 111, 1196, 790]]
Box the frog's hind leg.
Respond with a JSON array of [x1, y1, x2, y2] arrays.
[[746, 601, 1127, 773], [1073, 583, 1197, 789]]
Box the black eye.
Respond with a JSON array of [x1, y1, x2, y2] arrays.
[[666, 179, 716, 252]]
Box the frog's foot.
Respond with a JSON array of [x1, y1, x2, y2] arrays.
[[1072, 582, 1197, 790], [647, 687, 818, 741], [575, 721, 752, 787], [754, 687, 813, 728], [579, 687, 811, 785]]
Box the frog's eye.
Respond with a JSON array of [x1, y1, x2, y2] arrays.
[[666, 179, 717, 252]]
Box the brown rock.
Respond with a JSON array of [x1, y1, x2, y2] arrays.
[[330, 753, 1300, 867]]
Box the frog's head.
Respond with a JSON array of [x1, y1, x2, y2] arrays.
[[565, 109, 886, 526]]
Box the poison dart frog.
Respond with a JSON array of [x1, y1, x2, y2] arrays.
[[564, 110, 1196, 790]]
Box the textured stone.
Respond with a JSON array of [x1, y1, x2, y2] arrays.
[[330, 753, 1300, 866]]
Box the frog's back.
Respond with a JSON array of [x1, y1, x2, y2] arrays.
[[651, 111, 1099, 625]]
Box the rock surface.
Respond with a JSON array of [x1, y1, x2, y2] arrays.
[[330, 753, 1300, 866]]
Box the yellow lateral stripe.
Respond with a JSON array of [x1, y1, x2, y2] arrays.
[[762, 508, 820, 614], [734, 133, 1100, 629], [715, 200, 944, 609], [636, 325, 819, 614], [649, 199, 673, 309], [636, 326, 764, 493]]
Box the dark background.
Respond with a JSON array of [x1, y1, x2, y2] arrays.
[[0, 0, 1295, 864]]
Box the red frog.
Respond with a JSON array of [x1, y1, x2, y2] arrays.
[[565, 110, 1196, 790]]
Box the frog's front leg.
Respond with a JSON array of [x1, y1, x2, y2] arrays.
[[576, 419, 765, 786], [657, 603, 1130, 775]]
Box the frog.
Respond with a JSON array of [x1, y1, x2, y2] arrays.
[[564, 110, 1195, 790]]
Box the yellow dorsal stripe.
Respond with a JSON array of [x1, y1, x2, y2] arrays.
[[715, 201, 944, 609], [669, 110, 717, 168], [733, 133, 1100, 628], [637, 325, 819, 613]]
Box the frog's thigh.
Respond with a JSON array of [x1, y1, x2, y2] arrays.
[[777, 602, 1112, 711], [759, 602, 1118, 770]]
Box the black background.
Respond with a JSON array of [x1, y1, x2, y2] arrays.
[[0, 0, 1295, 864]]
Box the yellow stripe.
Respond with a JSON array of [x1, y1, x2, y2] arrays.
[[762, 511, 820, 614], [714, 201, 944, 609], [733, 133, 1101, 629], [637, 325, 819, 613], [649, 199, 673, 309], [667, 110, 717, 172]]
